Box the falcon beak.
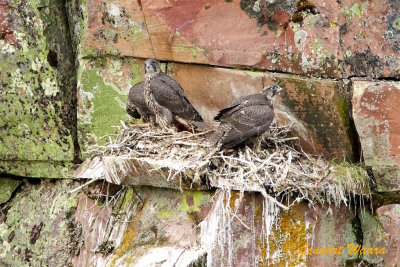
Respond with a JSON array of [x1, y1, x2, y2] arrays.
[[274, 87, 283, 94], [270, 86, 283, 97]]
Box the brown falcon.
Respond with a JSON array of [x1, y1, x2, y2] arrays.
[[143, 59, 208, 131], [208, 85, 282, 148], [126, 81, 156, 123]]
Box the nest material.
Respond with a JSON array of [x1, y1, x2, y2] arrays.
[[87, 122, 371, 210]]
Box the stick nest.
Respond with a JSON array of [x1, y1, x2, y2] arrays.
[[87, 122, 371, 210]]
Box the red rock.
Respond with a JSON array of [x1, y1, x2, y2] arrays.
[[84, 0, 153, 57], [84, 0, 343, 77], [169, 62, 355, 159], [371, 204, 400, 265], [352, 81, 400, 191], [339, 1, 400, 78], [376, 204, 400, 266], [203, 193, 359, 266]]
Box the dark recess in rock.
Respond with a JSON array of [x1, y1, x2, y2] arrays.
[[30, 222, 44, 245], [47, 50, 59, 68]]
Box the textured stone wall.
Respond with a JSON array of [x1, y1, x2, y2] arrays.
[[1, 0, 400, 266]]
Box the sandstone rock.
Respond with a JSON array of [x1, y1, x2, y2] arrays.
[[73, 186, 214, 266], [70, 188, 361, 266], [83, 0, 153, 58], [361, 204, 400, 266], [0, 179, 81, 266], [83, 0, 342, 77], [0, 0, 77, 177], [352, 81, 400, 191], [339, 1, 400, 79], [77, 57, 145, 155], [375, 204, 400, 265], [169, 62, 355, 159], [0, 178, 21, 204]]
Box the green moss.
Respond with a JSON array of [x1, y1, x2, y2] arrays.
[[331, 162, 370, 192], [78, 60, 130, 150], [274, 76, 353, 159], [0, 179, 81, 266], [180, 191, 207, 213], [177, 44, 205, 58], [0, 0, 78, 176], [246, 70, 265, 79], [131, 63, 142, 86], [334, 86, 357, 161], [0, 160, 76, 179], [0, 178, 21, 204]]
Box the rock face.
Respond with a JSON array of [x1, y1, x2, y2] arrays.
[[0, 179, 82, 266], [361, 204, 400, 266], [352, 81, 400, 192], [0, 0, 78, 178], [339, 0, 400, 79]]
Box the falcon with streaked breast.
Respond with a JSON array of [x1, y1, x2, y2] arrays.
[[126, 81, 156, 123], [208, 85, 282, 148], [143, 59, 208, 131]]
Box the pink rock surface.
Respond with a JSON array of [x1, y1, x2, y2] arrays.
[[375, 204, 400, 265], [339, 0, 400, 78], [169, 62, 355, 159], [84, 0, 343, 77], [352, 80, 400, 191]]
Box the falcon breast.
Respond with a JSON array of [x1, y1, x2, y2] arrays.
[[126, 81, 155, 123], [208, 85, 283, 148], [143, 59, 208, 130]]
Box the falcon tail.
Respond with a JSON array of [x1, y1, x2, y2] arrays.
[[205, 124, 231, 147]]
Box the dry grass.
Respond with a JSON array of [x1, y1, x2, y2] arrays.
[[82, 121, 373, 265], [86, 121, 371, 210]]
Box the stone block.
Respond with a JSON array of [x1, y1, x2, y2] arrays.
[[70, 187, 361, 266], [0, 179, 81, 266], [77, 57, 145, 155], [83, 0, 153, 58], [352, 80, 400, 191], [339, 1, 400, 78], [169, 63, 355, 159], [73, 186, 214, 266], [0, 0, 77, 177], [361, 204, 400, 265], [193, 192, 360, 266], [83, 0, 343, 77]]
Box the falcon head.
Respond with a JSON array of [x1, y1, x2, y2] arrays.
[[144, 59, 161, 76], [262, 85, 283, 98]]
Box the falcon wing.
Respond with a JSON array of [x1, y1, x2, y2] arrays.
[[214, 94, 270, 121], [219, 104, 274, 147], [150, 75, 203, 122], [126, 82, 144, 119], [127, 82, 155, 121]]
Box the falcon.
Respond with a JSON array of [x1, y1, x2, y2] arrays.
[[143, 59, 208, 131], [126, 81, 156, 123], [208, 85, 282, 148]]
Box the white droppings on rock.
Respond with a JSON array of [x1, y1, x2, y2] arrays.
[[294, 30, 308, 52], [109, 4, 120, 17]]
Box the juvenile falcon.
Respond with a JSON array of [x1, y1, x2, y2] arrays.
[[208, 85, 282, 148], [143, 59, 208, 130], [126, 81, 155, 123]]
